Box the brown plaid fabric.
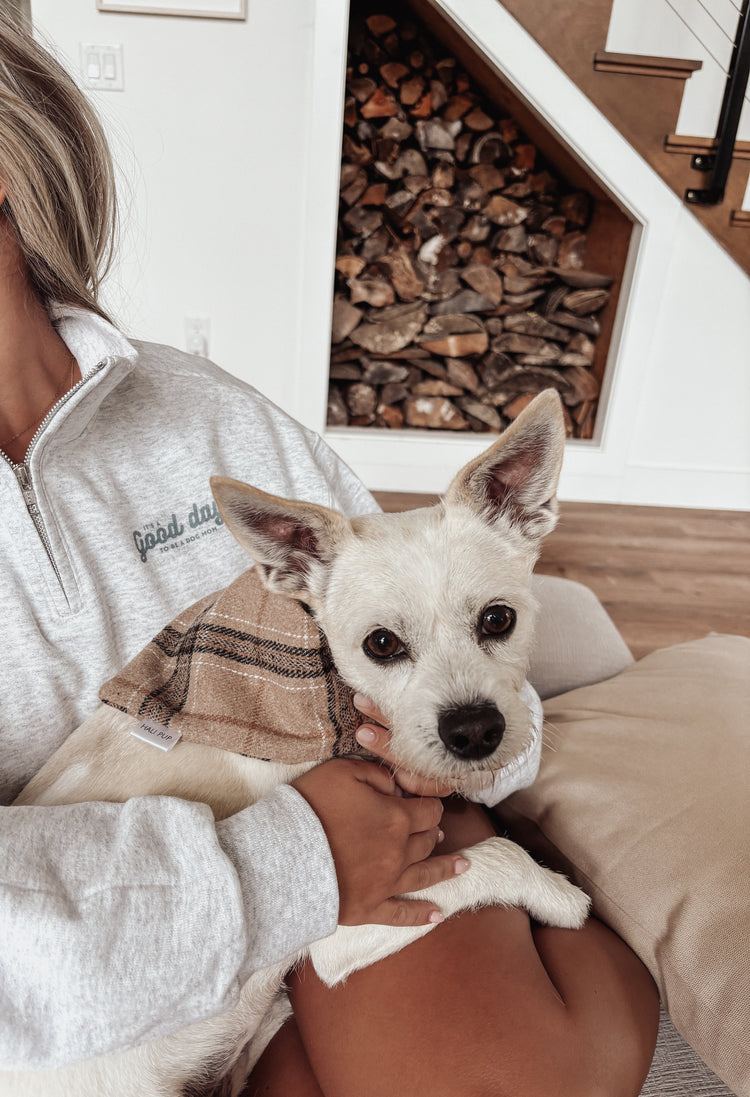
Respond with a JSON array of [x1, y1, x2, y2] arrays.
[[99, 567, 365, 763]]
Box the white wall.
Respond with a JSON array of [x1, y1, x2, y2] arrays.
[[31, 0, 750, 510], [31, 0, 318, 415]]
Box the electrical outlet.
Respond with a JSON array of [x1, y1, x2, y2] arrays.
[[80, 43, 124, 91], [185, 316, 210, 358]]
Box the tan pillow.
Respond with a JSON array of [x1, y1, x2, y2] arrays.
[[497, 635, 750, 1097]]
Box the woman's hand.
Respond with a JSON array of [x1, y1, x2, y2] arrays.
[[355, 696, 499, 802], [354, 694, 465, 798], [292, 758, 468, 929]]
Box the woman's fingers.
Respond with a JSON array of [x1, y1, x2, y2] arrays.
[[353, 693, 388, 727], [371, 853, 471, 927], [400, 791, 444, 835], [355, 700, 460, 798], [394, 767, 458, 798], [375, 899, 447, 927], [357, 722, 458, 797], [404, 825, 443, 868], [355, 722, 392, 761], [400, 851, 470, 896], [353, 754, 402, 797]]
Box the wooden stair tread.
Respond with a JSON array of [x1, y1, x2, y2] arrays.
[[594, 51, 702, 79], [665, 133, 750, 160]]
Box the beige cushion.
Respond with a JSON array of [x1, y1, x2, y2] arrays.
[[497, 635, 750, 1097], [529, 574, 634, 699]]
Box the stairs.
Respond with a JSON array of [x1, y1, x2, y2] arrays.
[[498, 0, 750, 276]]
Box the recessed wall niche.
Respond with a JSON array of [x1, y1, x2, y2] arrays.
[[327, 0, 634, 440]]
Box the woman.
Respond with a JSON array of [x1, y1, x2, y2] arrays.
[[0, 11, 460, 1072], [0, 11, 659, 1093]]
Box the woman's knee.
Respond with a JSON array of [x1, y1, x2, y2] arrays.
[[289, 908, 657, 1097]]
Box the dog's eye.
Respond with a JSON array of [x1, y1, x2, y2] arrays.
[[480, 605, 516, 639], [363, 629, 405, 662]]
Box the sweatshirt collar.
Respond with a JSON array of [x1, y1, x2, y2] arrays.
[[4, 306, 139, 470], [48, 303, 138, 377]]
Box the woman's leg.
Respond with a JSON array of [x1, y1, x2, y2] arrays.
[[243, 1016, 323, 1097], [276, 800, 657, 1097], [246, 800, 658, 1097]]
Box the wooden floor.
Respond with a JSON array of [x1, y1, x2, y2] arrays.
[[373, 494, 750, 661]]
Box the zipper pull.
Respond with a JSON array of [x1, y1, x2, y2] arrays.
[[15, 464, 31, 491], [15, 464, 39, 514]]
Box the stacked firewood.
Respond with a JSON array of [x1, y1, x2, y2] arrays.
[[328, 10, 614, 438]]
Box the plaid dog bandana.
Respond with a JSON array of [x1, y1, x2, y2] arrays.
[[99, 567, 365, 764]]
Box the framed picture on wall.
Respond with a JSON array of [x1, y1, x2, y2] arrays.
[[96, 0, 246, 18]]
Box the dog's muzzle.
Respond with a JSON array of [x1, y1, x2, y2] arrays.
[[437, 702, 505, 761]]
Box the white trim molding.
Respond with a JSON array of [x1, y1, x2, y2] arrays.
[[96, 0, 246, 18]]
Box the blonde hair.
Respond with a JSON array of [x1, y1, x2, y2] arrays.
[[0, 11, 117, 320]]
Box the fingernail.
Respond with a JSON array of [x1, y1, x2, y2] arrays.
[[353, 693, 371, 710], [356, 727, 377, 746], [428, 910, 445, 924], [453, 857, 470, 875]]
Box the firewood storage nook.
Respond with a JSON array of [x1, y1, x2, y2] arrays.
[[327, 0, 635, 441]]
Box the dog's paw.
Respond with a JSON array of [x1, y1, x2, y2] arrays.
[[429, 837, 591, 930], [534, 868, 591, 930], [307, 839, 592, 987], [308, 922, 435, 987]]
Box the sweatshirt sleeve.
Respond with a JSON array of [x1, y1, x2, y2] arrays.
[[0, 785, 338, 1070], [309, 434, 381, 518]]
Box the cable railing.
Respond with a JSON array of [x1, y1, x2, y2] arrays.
[[664, 0, 739, 71], [607, 0, 749, 136], [686, 0, 750, 204]]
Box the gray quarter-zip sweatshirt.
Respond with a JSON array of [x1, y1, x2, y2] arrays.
[[0, 305, 377, 1069]]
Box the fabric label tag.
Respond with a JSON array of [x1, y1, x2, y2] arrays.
[[130, 719, 182, 752]]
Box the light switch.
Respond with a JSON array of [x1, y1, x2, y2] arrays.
[[80, 43, 124, 91], [85, 50, 101, 81]]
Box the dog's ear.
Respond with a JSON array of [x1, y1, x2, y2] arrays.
[[444, 389, 566, 541], [210, 477, 349, 600]]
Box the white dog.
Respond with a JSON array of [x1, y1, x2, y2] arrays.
[[7, 390, 589, 1097]]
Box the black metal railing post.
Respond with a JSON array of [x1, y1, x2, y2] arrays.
[[686, 0, 750, 205]]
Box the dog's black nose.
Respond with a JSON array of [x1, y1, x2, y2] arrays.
[[438, 703, 505, 760]]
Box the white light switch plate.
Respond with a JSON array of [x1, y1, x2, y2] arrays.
[[80, 43, 124, 91]]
